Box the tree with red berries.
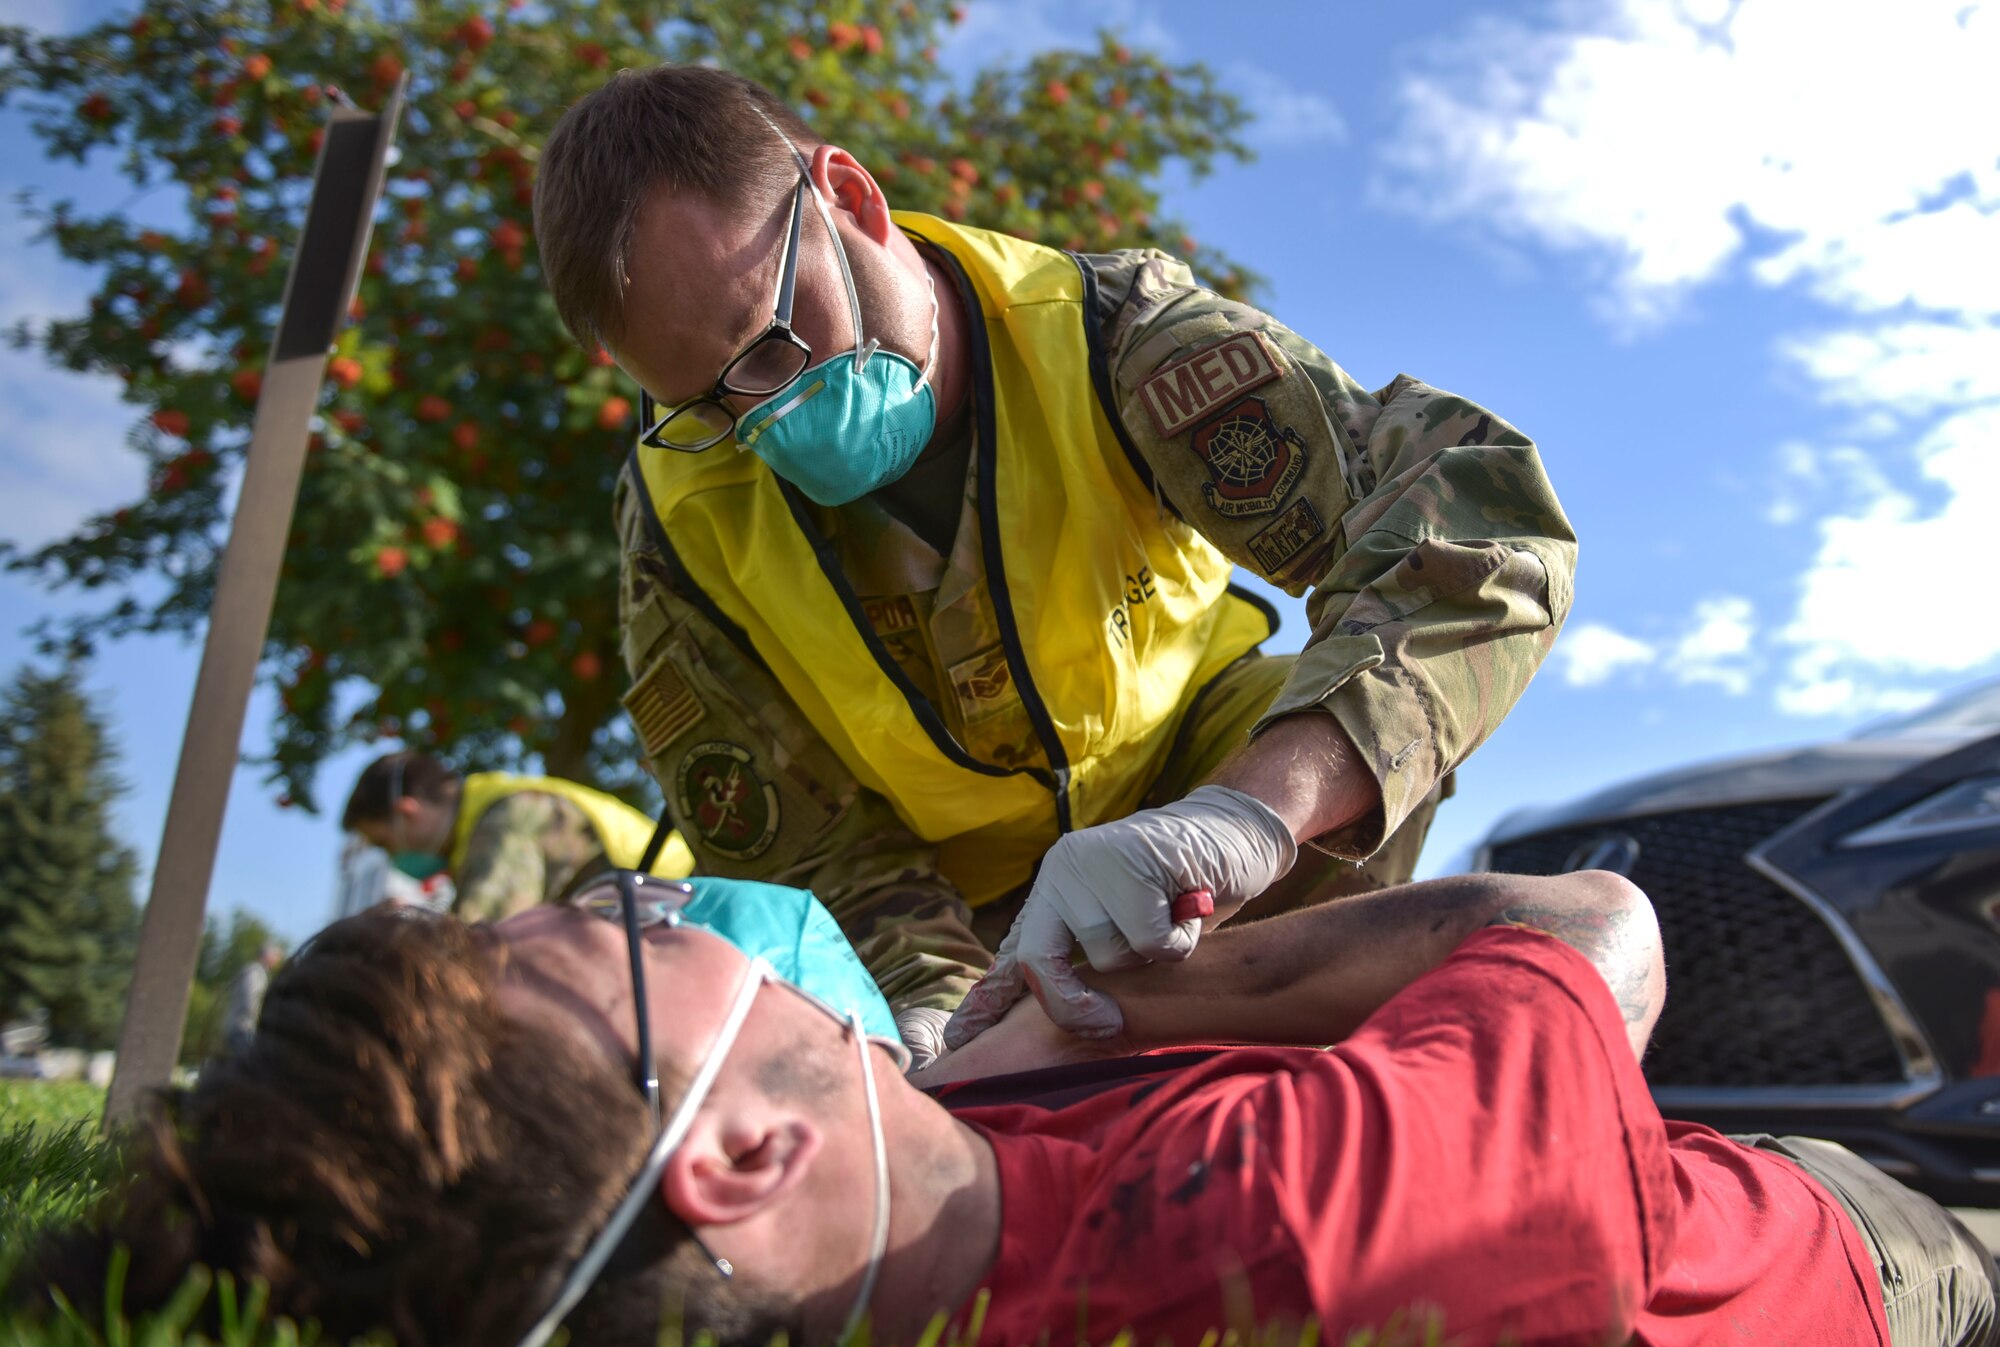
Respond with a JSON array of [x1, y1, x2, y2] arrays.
[[0, 0, 1253, 809]]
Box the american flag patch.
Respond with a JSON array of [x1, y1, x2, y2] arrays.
[[623, 653, 705, 758]]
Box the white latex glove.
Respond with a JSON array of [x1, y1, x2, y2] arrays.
[[943, 784, 1296, 1046], [895, 1006, 953, 1072]]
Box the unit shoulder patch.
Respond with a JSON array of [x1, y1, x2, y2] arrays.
[[948, 644, 1015, 724], [675, 740, 781, 862], [1118, 316, 1357, 592], [1247, 499, 1327, 579], [1190, 395, 1308, 518]]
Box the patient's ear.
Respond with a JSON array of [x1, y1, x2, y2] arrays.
[[660, 1112, 822, 1228]]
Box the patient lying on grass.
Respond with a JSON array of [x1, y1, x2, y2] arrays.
[[14, 870, 1998, 1347]]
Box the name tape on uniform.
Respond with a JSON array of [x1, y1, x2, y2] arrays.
[[1138, 332, 1282, 437]]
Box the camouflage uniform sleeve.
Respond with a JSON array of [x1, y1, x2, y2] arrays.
[[1090, 251, 1578, 858], [451, 793, 557, 923], [613, 464, 992, 1018]]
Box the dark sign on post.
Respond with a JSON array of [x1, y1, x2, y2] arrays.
[[104, 82, 406, 1126]]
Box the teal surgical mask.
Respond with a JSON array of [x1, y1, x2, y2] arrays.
[[669, 875, 901, 1043], [733, 136, 940, 506]]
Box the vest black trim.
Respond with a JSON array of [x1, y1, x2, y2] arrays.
[[941, 248, 1076, 834], [623, 449, 765, 669], [1072, 254, 1187, 523], [1225, 581, 1282, 644], [775, 476, 1052, 788]]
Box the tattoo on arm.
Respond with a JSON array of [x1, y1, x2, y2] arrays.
[[1487, 903, 1658, 1029]]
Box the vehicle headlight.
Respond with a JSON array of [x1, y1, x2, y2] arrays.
[[1839, 774, 2000, 847]]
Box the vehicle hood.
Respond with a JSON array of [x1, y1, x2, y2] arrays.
[[1485, 737, 1963, 845]]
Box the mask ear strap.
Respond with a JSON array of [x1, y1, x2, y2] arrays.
[[909, 270, 939, 398], [840, 1008, 893, 1344], [512, 957, 771, 1347], [752, 108, 874, 373]]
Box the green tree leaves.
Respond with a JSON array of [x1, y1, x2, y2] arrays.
[[0, 0, 1253, 808], [0, 665, 140, 1050]]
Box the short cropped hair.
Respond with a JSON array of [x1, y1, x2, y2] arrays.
[[340, 750, 459, 831], [14, 910, 793, 1347], [534, 65, 820, 350]]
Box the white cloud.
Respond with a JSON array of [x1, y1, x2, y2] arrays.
[[1561, 597, 1765, 695], [939, 2, 1344, 150], [938, 0, 1178, 75], [1783, 321, 2000, 412], [0, 218, 146, 550], [1666, 594, 1758, 694], [1775, 673, 1933, 719], [1382, 0, 2000, 323], [1559, 622, 1657, 686], [1223, 61, 1347, 147], [1780, 403, 2000, 674], [1386, 0, 2000, 714]]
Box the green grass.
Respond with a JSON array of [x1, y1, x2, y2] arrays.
[[0, 1082, 106, 1134], [0, 1083, 120, 1257], [0, 1082, 350, 1345]]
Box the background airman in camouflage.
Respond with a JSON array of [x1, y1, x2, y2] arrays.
[[341, 751, 694, 924]]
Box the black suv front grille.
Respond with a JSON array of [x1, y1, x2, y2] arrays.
[[1485, 801, 1909, 1087]]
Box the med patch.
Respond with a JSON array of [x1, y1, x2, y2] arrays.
[[1136, 331, 1281, 435], [1114, 299, 1360, 593]]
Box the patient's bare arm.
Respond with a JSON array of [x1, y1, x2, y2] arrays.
[[915, 870, 1664, 1086], [1481, 892, 1665, 1057], [1092, 868, 1664, 1061]]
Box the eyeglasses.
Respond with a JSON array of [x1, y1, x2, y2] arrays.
[[568, 870, 702, 1125], [637, 175, 815, 453]]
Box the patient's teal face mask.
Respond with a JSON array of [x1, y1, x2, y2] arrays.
[[680, 875, 901, 1042], [731, 136, 939, 506], [570, 872, 900, 1044]]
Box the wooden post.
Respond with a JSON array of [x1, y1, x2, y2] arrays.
[[104, 83, 405, 1126]]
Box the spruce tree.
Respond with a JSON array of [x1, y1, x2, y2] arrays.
[[0, 664, 140, 1048]]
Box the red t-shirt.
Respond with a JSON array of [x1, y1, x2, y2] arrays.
[[938, 926, 1890, 1347]]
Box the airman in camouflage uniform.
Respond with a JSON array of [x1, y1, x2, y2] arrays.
[[342, 755, 689, 926], [612, 243, 1574, 1023], [540, 67, 1576, 1048]]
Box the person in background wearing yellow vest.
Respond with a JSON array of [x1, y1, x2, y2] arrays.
[[531, 68, 1577, 1063], [340, 750, 694, 923]]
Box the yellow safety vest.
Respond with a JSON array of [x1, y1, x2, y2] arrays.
[[630, 215, 1271, 904], [448, 772, 695, 879]]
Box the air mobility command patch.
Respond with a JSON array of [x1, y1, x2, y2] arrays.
[[1189, 395, 1307, 517], [675, 740, 781, 862]]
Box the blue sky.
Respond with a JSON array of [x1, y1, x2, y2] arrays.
[[3, 0, 1996, 942]]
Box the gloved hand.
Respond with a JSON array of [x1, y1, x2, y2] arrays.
[[894, 1006, 953, 1072], [943, 784, 1297, 1047]]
